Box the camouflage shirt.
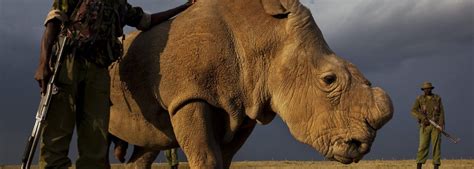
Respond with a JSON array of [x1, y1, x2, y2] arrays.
[[411, 94, 445, 126], [45, 0, 151, 31], [44, 0, 151, 66]]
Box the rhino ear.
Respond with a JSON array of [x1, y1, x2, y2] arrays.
[[261, 0, 290, 18]]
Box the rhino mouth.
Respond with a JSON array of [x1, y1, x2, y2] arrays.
[[326, 138, 372, 164]]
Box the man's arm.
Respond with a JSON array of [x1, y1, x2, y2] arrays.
[[35, 0, 71, 93], [34, 20, 61, 93], [149, 1, 194, 28], [124, 0, 196, 31], [410, 97, 424, 121]]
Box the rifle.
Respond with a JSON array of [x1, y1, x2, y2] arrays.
[[420, 109, 460, 144], [21, 37, 69, 169], [426, 118, 460, 144]]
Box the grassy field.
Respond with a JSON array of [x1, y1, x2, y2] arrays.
[[2, 160, 473, 169]]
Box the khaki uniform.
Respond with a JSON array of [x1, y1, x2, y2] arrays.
[[165, 148, 179, 167], [411, 94, 445, 165], [40, 0, 150, 168]]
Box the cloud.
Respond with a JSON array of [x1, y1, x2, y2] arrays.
[[302, 0, 473, 73]]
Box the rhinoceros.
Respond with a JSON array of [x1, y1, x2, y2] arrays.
[[108, 0, 393, 168]]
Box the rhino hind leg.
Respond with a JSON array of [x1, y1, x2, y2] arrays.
[[171, 101, 224, 168], [221, 118, 256, 169], [126, 145, 159, 169], [110, 134, 129, 163]]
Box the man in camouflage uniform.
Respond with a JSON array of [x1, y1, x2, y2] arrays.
[[34, 0, 195, 168], [411, 82, 445, 169], [165, 148, 179, 169]]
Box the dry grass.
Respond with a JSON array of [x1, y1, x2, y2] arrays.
[[1, 160, 473, 169], [226, 160, 474, 169]]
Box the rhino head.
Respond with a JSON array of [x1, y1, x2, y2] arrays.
[[219, 0, 393, 163]]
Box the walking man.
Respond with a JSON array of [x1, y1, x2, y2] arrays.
[[411, 82, 445, 169], [34, 0, 195, 168], [165, 148, 179, 169]]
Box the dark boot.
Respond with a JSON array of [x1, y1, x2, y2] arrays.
[[434, 164, 440, 169], [417, 163, 422, 169]]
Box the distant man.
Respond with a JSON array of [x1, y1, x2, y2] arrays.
[[411, 82, 445, 169], [165, 148, 179, 169]]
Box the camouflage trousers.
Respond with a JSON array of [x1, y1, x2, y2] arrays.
[[39, 51, 111, 169], [165, 148, 179, 167], [416, 125, 442, 165]]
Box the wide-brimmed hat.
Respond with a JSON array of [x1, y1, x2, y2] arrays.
[[421, 82, 434, 90]]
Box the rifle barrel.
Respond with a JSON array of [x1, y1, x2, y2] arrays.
[[428, 119, 460, 144], [20, 37, 68, 169]]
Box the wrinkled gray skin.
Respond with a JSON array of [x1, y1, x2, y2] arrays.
[[108, 0, 393, 168]]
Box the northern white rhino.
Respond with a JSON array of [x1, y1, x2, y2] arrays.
[[108, 0, 393, 168]]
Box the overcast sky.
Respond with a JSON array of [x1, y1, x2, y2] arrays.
[[1, 0, 473, 165]]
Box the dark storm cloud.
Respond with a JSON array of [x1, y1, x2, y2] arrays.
[[0, 0, 50, 157], [1, 0, 473, 165], [308, 0, 473, 72]]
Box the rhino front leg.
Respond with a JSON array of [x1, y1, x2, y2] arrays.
[[171, 101, 223, 169], [221, 118, 256, 169], [126, 145, 159, 169]]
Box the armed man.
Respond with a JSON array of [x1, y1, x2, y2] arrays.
[[165, 148, 179, 169], [411, 82, 445, 169], [33, 0, 195, 168]]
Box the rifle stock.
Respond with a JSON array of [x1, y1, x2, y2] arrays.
[[21, 37, 68, 169]]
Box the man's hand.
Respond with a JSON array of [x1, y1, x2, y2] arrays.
[[34, 63, 51, 94], [187, 0, 196, 5], [149, 0, 196, 28], [422, 117, 430, 126]]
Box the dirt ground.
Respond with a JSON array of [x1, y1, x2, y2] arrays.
[[2, 160, 473, 169]]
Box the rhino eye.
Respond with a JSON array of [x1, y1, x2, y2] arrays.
[[272, 13, 289, 19], [323, 74, 337, 85]]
